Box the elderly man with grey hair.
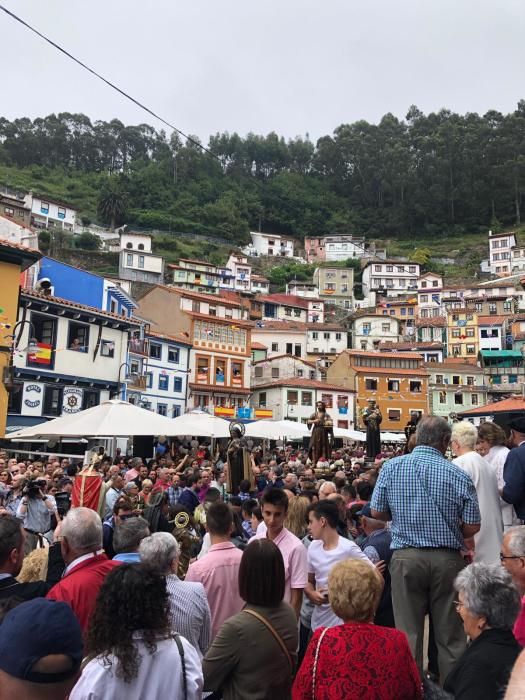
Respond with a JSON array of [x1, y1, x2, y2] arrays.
[[140, 532, 211, 657], [112, 516, 150, 563], [500, 525, 525, 647], [443, 563, 521, 698], [451, 421, 503, 564], [371, 415, 481, 682], [46, 507, 120, 633]]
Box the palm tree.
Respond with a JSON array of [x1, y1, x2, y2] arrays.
[[97, 177, 128, 231]]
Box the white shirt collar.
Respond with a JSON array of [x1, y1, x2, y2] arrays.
[[63, 550, 104, 576]]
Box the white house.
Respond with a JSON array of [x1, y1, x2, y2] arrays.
[[417, 272, 443, 319], [260, 294, 325, 324], [225, 253, 252, 292], [250, 378, 355, 429], [8, 289, 141, 430], [286, 281, 319, 297], [352, 313, 401, 351], [24, 193, 77, 231], [248, 231, 294, 258], [118, 232, 164, 283], [478, 316, 507, 352], [251, 355, 321, 386], [361, 260, 420, 305], [306, 325, 349, 359], [251, 320, 307, 359], [250, 275, 270, 294], [142, 331, 190, 417], [488, 230, 517, 276]]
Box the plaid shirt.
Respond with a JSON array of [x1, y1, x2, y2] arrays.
[[371, 445, 480, 550], [166, 485, 182, 509]]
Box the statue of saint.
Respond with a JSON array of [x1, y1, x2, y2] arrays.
[[226, 422, 254, 495], [362, 399, 382, 460], [307, 401, 334, 467]]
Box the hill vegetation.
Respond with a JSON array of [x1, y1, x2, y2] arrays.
[[1, 104, 524, 248]]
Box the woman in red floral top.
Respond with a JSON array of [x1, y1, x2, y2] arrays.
[[292, 559, 422, 700]]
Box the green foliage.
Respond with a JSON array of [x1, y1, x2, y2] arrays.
[[38, 230, 50, 253], [97, 176, 128, 230], [75, 232, 101, 250], [267, 262, 316, 289], [409, 247, 432, 265]]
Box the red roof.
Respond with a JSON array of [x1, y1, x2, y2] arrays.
[[147, 330, 192, 347], [459, 396, 525, 415], [0, 237, 40, 256], [252, 320, 308, 331], [477, 315, 508, 325], [415, 317, 446, 327], [253, 377, 355, 392], [185, 311, 253, 328], [21, 288, 140, 324], [379, 341, 443, 351], [257, 293, 323, 309], [251, 341, 267, 350], [345, 349, 424, 360], [154, 284, 243, 308], [252, 354, 317, 368], [423, 361, 483, 372]]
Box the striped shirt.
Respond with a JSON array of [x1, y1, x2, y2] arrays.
[[371, 445, 480, 550], [165, 574, 211, 658]]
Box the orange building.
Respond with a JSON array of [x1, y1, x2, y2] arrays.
[[326, 349, 429, 431]]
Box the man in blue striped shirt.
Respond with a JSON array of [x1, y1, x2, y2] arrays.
[[371, 415, 480, 683]]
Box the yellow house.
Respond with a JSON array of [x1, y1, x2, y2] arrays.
[[446, 309, 479, 361], [0, 240, 41, 436]]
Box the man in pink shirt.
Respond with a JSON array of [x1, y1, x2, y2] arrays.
[[501, 526, 525, 644], [251, 488, 307, 618], [186, 501, 243, 639]]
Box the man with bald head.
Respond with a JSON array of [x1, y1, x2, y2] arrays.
[[318, 480, 336, 500]]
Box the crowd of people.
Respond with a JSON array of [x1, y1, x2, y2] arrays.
[[1, 414, 525, 698]]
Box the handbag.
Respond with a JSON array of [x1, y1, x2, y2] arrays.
[[172, 634, 187, 700], [312, 627, 329, 698], [242, 609, 294, 673]]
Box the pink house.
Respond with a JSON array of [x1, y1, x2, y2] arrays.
[[305, 237, 326, 263]]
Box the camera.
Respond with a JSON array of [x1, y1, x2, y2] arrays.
[[22, 478, 46, 499]]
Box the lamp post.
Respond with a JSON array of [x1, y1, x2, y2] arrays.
[[3, 320, 37, 392], [117, 362, 130, 401]]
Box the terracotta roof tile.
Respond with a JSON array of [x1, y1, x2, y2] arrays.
[[253, 377, 355, 392], [459, 396, 525, 415], [345, 349, 425, 360], [252, 354, 317, 368]]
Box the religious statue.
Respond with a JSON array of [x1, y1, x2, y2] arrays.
[[71, 448, 107, 518], [307, 401, 334, 467], [362, 399, 382, 461], [226, 422, 254, 495]]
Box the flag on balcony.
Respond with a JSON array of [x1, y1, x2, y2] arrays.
[[28, 342, 52, 365]]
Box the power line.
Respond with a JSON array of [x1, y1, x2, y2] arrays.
[[0, 3, 219, 160]]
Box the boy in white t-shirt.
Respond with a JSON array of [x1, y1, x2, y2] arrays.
[[305, 500, 374, 630]]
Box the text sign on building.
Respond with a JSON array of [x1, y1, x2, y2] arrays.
[[62, 387, 84, 414]]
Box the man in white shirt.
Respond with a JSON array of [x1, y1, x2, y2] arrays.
[[305, 500, 373, 630], [104, 474, 124, 520], [451, 421, 503, 564]]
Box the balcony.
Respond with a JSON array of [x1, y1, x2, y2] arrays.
[[129, 338, 149, 356], [127, 374, 147, 390]]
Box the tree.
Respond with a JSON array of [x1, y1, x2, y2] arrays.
[[76, 232, 101, 250], [97, 177, 128, 230]]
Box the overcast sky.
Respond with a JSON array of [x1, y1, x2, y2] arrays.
[[1, 0, 524, 144]]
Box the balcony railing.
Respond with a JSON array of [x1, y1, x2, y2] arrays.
[[129, 338, 149, 356], [127, 375, 147, 390]]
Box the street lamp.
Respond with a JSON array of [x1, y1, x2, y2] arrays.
[[3, 320, 37, 392], [117, 362, 130, 401]]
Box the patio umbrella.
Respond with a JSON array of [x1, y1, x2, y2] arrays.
[[245, 419, 309, 440], [6, 399, 177, 439], [169, 410, 231, 438], [333, 427, 366, 440], [381, 431, 406, 443]]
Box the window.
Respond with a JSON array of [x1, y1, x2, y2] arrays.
[[254, 366, 263, 378], [100, 339, 115, 358], [130, 359, 140, 375], [196, 358, 209, 381], [83, 390, 100, 410], [144, 372, 152, 389], [157, 404, 168, 416], [466, 376, 474, 386], [259, 392, 267, 407], [401, 308, 407, 316], [382, 323, 390, 333], [295, 344, 302, 356], [4, 206, 14, 216], [149, 343, 161, 359], [40, 201, 49, 215], [362, 323, 371, 334], [409, 266, 416, 273], [68, 322, 89, 353], [432, 280, 439, 287], [271, 343, 279, 352], [321, 393, 333, 408], [192, 300, 200, 313], [126, 242, 133, 249], [286, 343, 293, 354], [126, 253, 133, 266], [454, 393, 464, 405], [57, 206, 66, 219], [168, 346, 179, 363], [466, 344, 476, 354], [271, 367, 280, 378], [312, 332, 319, 341], [7, 383, 23, 414], [386, 265, 393, 272], [471, 394, 479, 405], [410, 380, 422, 393], [420, 295, 428, 303], [452, 375, 460, 385], [285, 307, 292, 316], [301, 391, 313, 406], [436, 374, 443, 384], [173, 405, 181, 417], [375, 265, 381, 272], [323, 332, 330, 340], [397, 266, 405, 273], [287, 390, 298, 405], [43, 386, 63, 416], [388, 409, 401, 422], [138, 256, 145, 269], [388, 379, 400, 391], [171, 376, 182, 393], [509, 374, 518, 384], [452, 345, 461, 356], [489, 303, 497, 315], [158, 374, 169, 390], [421, 281, 428, 288], [365, 378, 377, 390], [452, 329, 460, 338], [439, 391, 447, 404], [138, 243, 144, 251]]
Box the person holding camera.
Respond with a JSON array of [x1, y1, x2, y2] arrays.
[[16, 478, 59, 553]]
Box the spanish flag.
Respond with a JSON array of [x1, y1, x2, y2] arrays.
[[28, 342, 53, 365]]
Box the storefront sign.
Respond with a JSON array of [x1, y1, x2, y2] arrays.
[[62, 387, 84, 414]]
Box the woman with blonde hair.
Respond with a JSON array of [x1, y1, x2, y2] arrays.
[[477, 421, 520, 530], [284, 495, 310, 539], [293, 559, 422, 700]]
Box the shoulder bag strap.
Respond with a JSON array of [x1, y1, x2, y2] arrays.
[[312, 627, 329, 699], [172, 633, 187, 700], [242, 609, 294, 672]]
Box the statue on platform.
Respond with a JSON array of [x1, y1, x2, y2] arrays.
[[307, 401, 334, 467], [226, 422, 254, 495], [362, 399, 382, 460]]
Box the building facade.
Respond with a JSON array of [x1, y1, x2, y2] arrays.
[[25, 193, 77, 231], [361, 260, 420, 305], [118, 232, 164, 283], [251, 355, 321, 386], [488, 230, 516, 276], [425, 362, 487, 421], [313, 267, 354, 308], [352, 313, 400, 351], [247, 231, 294, 257], [142, 332, 190, 417]]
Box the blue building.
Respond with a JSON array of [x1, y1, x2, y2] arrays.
[[141, 331, 191, 417]]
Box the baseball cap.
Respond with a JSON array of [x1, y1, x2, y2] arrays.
[[356, 502, 373, 518], [0, 599, 83, 683], [509, 417, 525, 434]]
